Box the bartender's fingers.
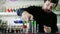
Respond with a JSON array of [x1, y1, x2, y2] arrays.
[[30, 15, 33, 20], [22, 14, 30, 22], [22, 11, 29, 21], [43, 25, 51, 33], [22, 11, 33, 22], [43, 25, 48, 28]]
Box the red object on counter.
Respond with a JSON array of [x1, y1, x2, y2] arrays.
[[23, 25, 27, 29]]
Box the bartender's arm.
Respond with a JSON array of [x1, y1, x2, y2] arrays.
[[43, 15, 58, 33], [51, 15, 58, 33], [43, 25, 51, 33], [17, 8, 33, 22], [44, 15, 58, 33], [22, 11, 33, 22]]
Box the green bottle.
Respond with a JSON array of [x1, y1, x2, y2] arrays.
[[33, 20, 36, 28], [33, 20, 36, 34]]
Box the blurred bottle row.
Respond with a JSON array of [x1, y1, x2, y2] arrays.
[[0, 4, 40, 12], [0, 18, 39, 34]]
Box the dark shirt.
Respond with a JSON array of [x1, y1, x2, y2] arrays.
[[17, 6, 58, 33]]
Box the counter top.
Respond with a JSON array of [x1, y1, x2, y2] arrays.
[[1, 32, 58, 34]]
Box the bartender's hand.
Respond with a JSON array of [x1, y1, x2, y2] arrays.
[[22, 11, 33, 22], [43, 25, 51, 33]]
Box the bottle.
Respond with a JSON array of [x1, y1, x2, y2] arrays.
[[33, 20, 36, 34], [23, 21, 28, 34], [20, 28, 23, 34], [37, 24, 39, 33], [28, 18, 33, 33]]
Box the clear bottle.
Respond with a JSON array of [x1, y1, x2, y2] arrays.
[[37, 24, 39, 33], [6, 28, 8, 33], [29, 18, 33, 33]]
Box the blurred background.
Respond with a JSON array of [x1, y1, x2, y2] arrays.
[[0, 0, 60, 33]]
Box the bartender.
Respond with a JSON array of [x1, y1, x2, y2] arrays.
[[17, 0, 59, 33]]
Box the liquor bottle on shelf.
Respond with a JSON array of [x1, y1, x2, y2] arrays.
[[11, 26, 15, 33], [14, 29, 16, 33], [13, 26, 16, 33], [2, 6, 6, 12], [0, 19, 2, 27], [1, 20, 8, 33], [16, 25, 20, 33], [20, 25, 23, 33], [6, 28, 9, 33]]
